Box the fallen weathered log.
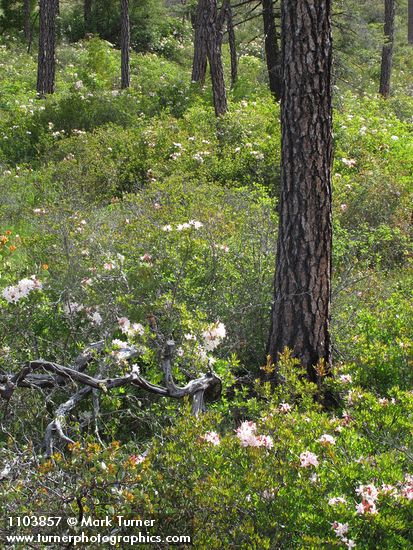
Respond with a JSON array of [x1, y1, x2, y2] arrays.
[[1, 340, 221, 455]]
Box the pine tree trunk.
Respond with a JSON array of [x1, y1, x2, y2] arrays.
[[37, 0, 57, 96], [224, 0, 237, 88], [262, 0, 282, 100], [206, 0, 227, 116], [192, 0, 208, 84], [268, 0, 333, 379], [379, 0, 395, 97], [84, 0, 92, 34], [24, 0, 31, 44], [409, 0, 413, 44], [120, 0, 130, 89]]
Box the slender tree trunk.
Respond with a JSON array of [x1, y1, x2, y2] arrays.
[[120, 0, 130, 89], [37, 0, 57, 96], [379, 0, 396, 98], [262, 0, 282, 100], [409, 0, 413, 44], [206, 0, 227, 116], [224, 0, 237, 88], [84, 0, 92, 34], [268, 0, 333, 379], [192, 0, 208, 84], [23, 0, 31, 44]]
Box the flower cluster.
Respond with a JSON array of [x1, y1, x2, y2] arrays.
[[2, 276, 42, 304], [299, 451, 319, 468], [202, 322, 226, 352], [328, 496, 347, 506], [355, 483, 379, 515], [318, 434, 336, 446], [162, 220, 203, 232], [130, 454, 146, 464], [236, 421, 273, 449], [279, 402, 292, 413], [118, 317, 145, 338], [331, 522, 355, 549], [201, 431, 220, 446], [339, 374, 353, 384]]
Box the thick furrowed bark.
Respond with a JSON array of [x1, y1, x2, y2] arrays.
[[224, 0, 238, 88], [262, 0, 281, 100], [120, 0, 131, 89], [37, 0, 57, 96], [268, 0, 333, 380], [192, 0, 209, 84], [379, 0, 395, 98]]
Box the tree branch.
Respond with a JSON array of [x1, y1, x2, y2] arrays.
[[1, 340, 222, 455]]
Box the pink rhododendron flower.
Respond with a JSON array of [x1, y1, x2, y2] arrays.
[[118, 317, 131, 333], [332, 521, 349, 537], [299, 451, 319, 468], [380, 483, 396, 495], [236, 421, 258, 447], [356, 499, 378, 515], [140, 253, 153, 263], [355, 484, 379, 502], [256, 435, 274, 449], [400, 475, 413, 500], [236, 422, 273, 449]]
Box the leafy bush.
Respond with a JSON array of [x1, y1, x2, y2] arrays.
[[2, 355, 412, 549]]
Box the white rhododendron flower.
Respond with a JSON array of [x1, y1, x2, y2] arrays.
[[63, 301, 84, 315], [118, 317, 131, 333], [318, 434, 336, 446], [2, 276, 42, 304], [112, 339, 129, 349], [201, 431, 220, 446], [89, 311, 103, 326], [202, 321, 226, 351], [328, 497, 347, 506], [118, 317, 145, 337]]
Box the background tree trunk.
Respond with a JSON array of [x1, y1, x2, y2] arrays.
[[192, 0, 208, 84], [224, 0, 237, 88], [84, 0, 92, 34], [379, 0, 395, 98], [268, 0, 333, 379], [120, 0, 130, 89], [23, 0, 31, 44], [206, 0, 227, 116], [262, 0, 281, 100], [408, 0, 413, 44], [37, 0, 57, 96]]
